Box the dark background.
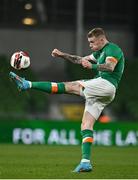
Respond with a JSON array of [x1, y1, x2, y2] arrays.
[[0, 0, 137, 121]]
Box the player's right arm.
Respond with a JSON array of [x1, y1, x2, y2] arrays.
[[83, 54, 97, 64], [52, 48, 82, 64], [52, 48, 97, 64]]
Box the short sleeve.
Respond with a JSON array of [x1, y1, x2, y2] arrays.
[[105, 44, 123, 61]]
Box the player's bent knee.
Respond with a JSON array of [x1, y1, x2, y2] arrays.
[[64, 82, 81, 95]]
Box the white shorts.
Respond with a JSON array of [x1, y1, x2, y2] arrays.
[[78, 77, 116, 120]]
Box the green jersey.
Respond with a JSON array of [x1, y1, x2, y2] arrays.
[[92, 42, 125, 88]]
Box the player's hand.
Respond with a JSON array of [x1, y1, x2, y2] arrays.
[[51, 49, 64, 57], [81, 59, 92, 69]]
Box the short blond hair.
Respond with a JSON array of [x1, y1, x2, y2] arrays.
[[87, 28, 106, 38]]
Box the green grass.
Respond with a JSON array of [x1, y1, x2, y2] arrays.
[[0, 144, 138, 179]]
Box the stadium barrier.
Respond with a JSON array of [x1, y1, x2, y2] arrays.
[[0, 119, 138, 146]]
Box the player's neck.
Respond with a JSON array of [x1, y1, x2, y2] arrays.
[[101, 39, 109, 49]]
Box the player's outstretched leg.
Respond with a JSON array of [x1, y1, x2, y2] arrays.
[[9, 72, 31, 90], [9, 71, 66, 94]]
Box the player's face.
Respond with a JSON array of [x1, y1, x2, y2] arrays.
[[88, 36, 104, 51]]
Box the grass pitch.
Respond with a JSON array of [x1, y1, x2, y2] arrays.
[[0, 144, 138, 179]]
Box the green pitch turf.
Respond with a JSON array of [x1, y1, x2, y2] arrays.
[[0, 144, 138, 179]]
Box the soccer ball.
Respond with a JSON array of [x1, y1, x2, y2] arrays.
[[10, 51, 30, 70]]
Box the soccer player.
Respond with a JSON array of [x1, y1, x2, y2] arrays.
[[9, 28, 125, 172]]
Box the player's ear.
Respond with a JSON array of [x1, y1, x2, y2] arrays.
[[100, 37, 104, 42]]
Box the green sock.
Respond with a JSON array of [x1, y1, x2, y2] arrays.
[[32, 82, 66, 94], [81, 129, 93, 160]]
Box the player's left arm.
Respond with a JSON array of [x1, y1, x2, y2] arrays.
[[97, 57, 118, 72], [81, 56, 118, 72]]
